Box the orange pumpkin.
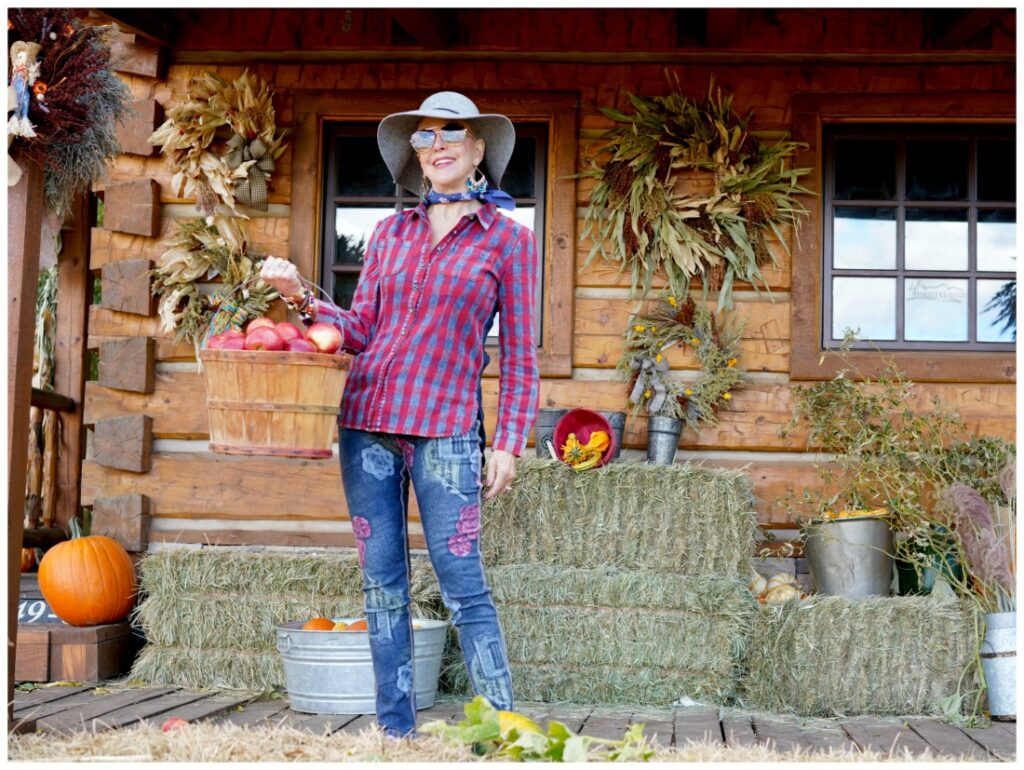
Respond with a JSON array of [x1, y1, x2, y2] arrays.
[[20, 548, 37, 573], [37, 518, 136, 626]]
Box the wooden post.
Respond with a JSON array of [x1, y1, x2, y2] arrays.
[[54, 193, 92, 533], [8, 161, 44, 722]]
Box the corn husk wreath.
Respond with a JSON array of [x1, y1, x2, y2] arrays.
[[580, 74, 811, 310], [148, 70, 289, 217]]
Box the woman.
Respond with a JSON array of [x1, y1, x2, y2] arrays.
[[260, 91, 540, 737]]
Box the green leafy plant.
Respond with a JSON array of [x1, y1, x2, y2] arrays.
[[580, 74, 811, 309], [420, 696, 654, 762]]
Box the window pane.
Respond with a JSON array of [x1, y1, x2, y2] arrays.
[[978, 210, 1016, 272], [833, 139, 896, 200], [335, 136, 396, 197], [978, 279, 1016, 342], [832, 277, 896, 340], [330, 272, 360, 310], [905, 278, 968, 341], [499, 206, 536, 233], [335, 207, 393, 265], [905, 208, 968, 271], [833, 207, 896, 269], [978, 140, 1015, 202], [501, 137, 537, 198], [906, 139, 968, 201]]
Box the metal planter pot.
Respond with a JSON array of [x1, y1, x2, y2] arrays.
[[804, 516, 894, 598], [647, 415, 683, 465], [598, 410, 626, 461], [982, 611, 1016, 720], [535, 408, 567, 458]]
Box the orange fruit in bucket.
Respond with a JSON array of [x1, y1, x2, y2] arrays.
[[341, 618, 368, 631], [302, 617, 335, 631]]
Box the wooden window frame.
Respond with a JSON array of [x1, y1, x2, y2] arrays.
[[790, 92, 1016, 383], [290, 89, 578, 377]]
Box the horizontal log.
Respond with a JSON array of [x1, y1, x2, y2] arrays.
[[31, 389, 76, 413], [574, 335, 788, 373], [22, 527, 68, 550], [81, 450, 831, 524], [82, 371, 1015, 452]]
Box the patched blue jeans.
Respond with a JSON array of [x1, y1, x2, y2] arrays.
[[338, 421, 514, 737]]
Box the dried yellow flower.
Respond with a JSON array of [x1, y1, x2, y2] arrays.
[[727, 358, 737, 367], [723, 392, 732, 400]]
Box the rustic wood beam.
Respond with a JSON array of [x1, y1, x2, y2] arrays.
[[30, 388, 76, 414], [7, 161, 44, 723], [22, 527, 68, 550], [931, 9, 1003, 49], [172, 48, 1014, 65], [94, 9, 176, 48], [705, 8, 741, 49], [389, 10, 456, 49], [54, 193, 92, 534]]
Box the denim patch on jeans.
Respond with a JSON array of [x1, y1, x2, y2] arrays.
[[339, 422, 514, 737]]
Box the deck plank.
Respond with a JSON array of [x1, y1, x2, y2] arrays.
[[544, 706, 591, 735], [88, 690, 212, 731], [673, 707, 723, 745], [35, 687, 180, 735], [336, 714, 378, 734], [13, 685, 94, 710], [752, 715, 854, 755], [144, 691, 261, 725], [13, 688, 121, 722], [288, 712, 364, 735], [208, 697, 290, 728], [722, 714, 757, 747], [906, 718, 994, 760], [578, 713, 633, 740], [629, 711, 674, 747], [839, 717, 933, 757], [957, 722, 1017, 761]]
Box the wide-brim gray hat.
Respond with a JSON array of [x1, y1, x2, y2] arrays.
[[377, 91, 515, 195]]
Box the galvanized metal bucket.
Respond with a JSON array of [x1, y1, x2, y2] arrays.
[[981, 611, 1016, 719], [276, 618, 448, 714], [535, 408, 568, 458], [803, 516, 894, 598], [647, 415, 682, 465], [598, 411, 626, 461]]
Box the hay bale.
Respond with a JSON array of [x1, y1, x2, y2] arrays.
[[441, 565, 757, 705], [481, 459, 757, 578], [739, 596, 981, 716], [130, 548, 446, 689]]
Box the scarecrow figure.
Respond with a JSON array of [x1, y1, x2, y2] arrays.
[[8, 41, 42, 139]]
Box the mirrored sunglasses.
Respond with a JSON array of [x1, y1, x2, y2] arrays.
[[409, 123, 471, 153]]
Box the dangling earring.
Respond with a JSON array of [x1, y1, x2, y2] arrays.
[[420, 175, 433, 200], [466, 167, 488, 194]]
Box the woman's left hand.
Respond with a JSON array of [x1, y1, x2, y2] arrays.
[[483, 449, 516, 500]]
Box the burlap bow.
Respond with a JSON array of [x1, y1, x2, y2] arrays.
[[224, 133, 274, 211], [629, 353, 671, 414]]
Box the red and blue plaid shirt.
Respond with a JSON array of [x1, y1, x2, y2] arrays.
[[314, 201, 540, 456]]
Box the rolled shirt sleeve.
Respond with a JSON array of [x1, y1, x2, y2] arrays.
[[312, 222, 383, 354]]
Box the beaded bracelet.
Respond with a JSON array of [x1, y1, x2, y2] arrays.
[[283, 286, 316, 325]]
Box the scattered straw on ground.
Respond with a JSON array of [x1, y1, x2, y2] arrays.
[[7, 721, 963, 762], [481, 459, 758, 578], [740, 595, 981, 716]]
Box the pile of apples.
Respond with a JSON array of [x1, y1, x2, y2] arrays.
[[206, 317, 343, 354]]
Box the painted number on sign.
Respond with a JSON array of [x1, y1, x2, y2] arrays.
[[18, 599, 60, 624]]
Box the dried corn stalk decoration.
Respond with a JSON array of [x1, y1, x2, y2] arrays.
[[149, 70, 288, 216], [581, 74, 812, 310]]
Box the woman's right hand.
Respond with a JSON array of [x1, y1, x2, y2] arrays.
[[259, 256, 304, 299]]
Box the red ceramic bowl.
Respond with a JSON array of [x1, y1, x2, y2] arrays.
[[552, 408, 617, 468]]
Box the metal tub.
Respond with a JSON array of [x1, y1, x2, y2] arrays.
[[804, 515, 894, 598], [276, 618, 448, 714]]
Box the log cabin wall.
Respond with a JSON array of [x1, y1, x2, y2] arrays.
[[79, 8, 1016, 551]]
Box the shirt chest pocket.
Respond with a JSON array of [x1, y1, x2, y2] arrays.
[[377, 238, 415, 278], [437, 248, 499, 288]]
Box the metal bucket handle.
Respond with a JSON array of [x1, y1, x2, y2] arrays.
[[276, 632, 292, 653]]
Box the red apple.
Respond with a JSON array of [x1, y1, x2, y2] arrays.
[[162, 717, 189, 732], [244, 326, 285, 351], [224, 328, 245, 339], [221, 335, 246, 350], [206, 332, 227, 350], [246, 317, 276, 332], [306, 322, 343, 354], [274, 321, 303, 343], [285, 338, 317, 353]]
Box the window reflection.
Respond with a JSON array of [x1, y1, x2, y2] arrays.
[[905, 139, 968, 201], [335, 208, 394, 265], [499, 206, 535, 233], [904, 279, 967, 341], [335, 136, 395, 197], [833, 139, 896, 200], [905, 208, 967, 271], [978, 279, 1016, 342], [833, 207, 896, 269], [832, 277, 896, 340], [977, 140, 1015, 202], [978, 210, 1016, 272]]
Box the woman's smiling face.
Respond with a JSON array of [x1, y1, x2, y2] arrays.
[[416, 117, 485, 194]]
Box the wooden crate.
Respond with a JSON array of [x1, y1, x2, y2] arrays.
[[15, 621, 133, 683]]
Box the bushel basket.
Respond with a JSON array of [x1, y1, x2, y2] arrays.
[[200, 348, 350, 458]]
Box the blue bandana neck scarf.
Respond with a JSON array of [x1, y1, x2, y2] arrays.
[[424, 188, 516, 211]]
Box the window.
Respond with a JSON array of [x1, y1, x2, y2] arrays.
[[289, 90, 577, 377], [788, 92, 1015, 383], [320, 121, 548, 341], [824, 125, 1015, 351]]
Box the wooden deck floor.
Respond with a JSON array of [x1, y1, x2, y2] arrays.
[[10, 683, 1016, 761]]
